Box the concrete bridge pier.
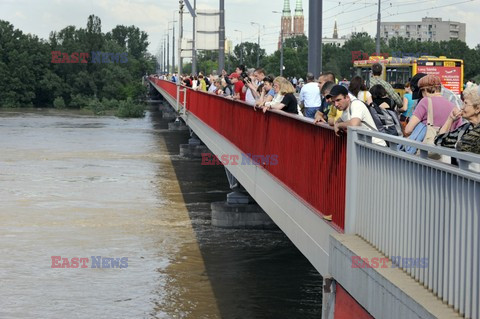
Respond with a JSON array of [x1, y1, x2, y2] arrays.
[[148, 83, 163, 100], [159, 102, 177, 120], [211, 168, 277, 229], [167, 117, 189, 131], [179, 131, 209, 159]]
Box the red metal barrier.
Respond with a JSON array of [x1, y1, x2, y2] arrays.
[[150, 78, 347, 230]]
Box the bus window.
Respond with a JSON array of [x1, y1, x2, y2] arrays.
[[386, 67, 411, 87], [358, 68, 371, 87]]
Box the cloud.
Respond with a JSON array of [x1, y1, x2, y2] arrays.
[[14, 11, 26, 19]]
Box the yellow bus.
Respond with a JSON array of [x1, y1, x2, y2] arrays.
[[353, 56, 464, 96]]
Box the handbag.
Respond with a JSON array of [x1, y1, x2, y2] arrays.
[[423, 97, 440, 145], [423, 97, 442, 160], [397, 121, 426, 154]]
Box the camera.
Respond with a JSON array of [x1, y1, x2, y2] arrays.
[[241, 72, 250, 84]]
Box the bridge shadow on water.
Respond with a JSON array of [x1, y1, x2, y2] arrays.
[[149, 103, 323, 319]]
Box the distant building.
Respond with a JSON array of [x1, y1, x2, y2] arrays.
[[225, 39, 233, 55], [322, 21, 347, 47], [381, 17, 466, 42], [279, 0, 304, 49]]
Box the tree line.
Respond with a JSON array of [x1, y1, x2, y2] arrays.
[[0, 15, 156, 116], [187, 33, 480, 82]]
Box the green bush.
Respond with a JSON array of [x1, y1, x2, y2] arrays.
[[87, 99, 106, 115], [53, 97, 66, 109], [69, 94, 91, 109], [115, 98, 145, 118], [101, 98, 119, 109]]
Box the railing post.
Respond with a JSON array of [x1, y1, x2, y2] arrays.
[[345, 128, 359, 234], [182, 88, 187, 116], [176, 83, 180, 113]]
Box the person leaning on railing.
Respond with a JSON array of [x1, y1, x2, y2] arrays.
[[435, 84, 480, 155], [262, 77, 298, 114], [256, 76, 275, 107]]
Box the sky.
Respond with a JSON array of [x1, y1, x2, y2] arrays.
[[1, 0, 479, 60]]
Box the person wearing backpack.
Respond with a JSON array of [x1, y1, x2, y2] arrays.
[[405, 75, 462, 140], [370, 84, 394, 110], [327, 85, 386, 146], [349, 76, 373, 105]]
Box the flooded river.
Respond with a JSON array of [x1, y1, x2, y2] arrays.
[[0, 108, 322, 318]]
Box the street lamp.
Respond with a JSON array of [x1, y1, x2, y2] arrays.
[[250, 22, 262, 68], [167, 21, 177, 74], [272, 11, 284, 76], [169, 19, 178, 74], [163, 34, 167, 74], [234, 29, 243, 65]]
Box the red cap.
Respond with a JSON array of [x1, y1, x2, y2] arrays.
[[229, 72, 239, 79]]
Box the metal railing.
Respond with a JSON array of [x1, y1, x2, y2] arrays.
[[149, 78, 348, 230], [345, 127, 480, 319]]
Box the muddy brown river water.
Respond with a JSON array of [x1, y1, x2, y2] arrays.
[[0, 108, 322, 319]]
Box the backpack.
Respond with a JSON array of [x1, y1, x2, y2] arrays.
[[363, 101, 403, 137]]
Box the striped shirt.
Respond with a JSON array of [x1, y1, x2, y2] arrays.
[[435, 122, 480, 155]]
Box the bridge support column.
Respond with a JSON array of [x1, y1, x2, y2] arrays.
[[211, 168, 277, 229], [322, 277, 336, 319], [148, 83, 163, 100], [168, 118, 189, 131], [179, 131, 209, 158], [160, 102, 177, 120]]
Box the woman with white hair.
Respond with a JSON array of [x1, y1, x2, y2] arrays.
[[435, 85, 480, 155]]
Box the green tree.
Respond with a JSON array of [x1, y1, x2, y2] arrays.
[[232, 42, 266, 69]]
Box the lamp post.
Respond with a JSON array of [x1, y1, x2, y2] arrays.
[[375, 0, 381, 55], [163, 34, 167, 74], [159, 44, 163, 74], [192, 0, 197, 75], [167, 21, 176, 74], [250, 22, 262, 68], [234, 29, 243, 65], [218, 0, 225, 74], [170, 19, 178, 74], [272, 11, 284, 76]]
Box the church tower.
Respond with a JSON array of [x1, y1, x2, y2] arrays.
[[293, 0, 304, 35], [333, 20, 338, 39], [281, 0, 292, 37]]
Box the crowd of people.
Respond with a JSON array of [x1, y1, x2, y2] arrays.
[[154, 62, 480, 159]]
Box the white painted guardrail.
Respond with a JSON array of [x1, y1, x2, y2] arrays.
[[345, 127, 480, 319]]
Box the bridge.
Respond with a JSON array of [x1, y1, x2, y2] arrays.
[[149, 77, 480, 319]]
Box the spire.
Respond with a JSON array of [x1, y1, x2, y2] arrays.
[[282, 0, 291, 16], [333, 20, 338, 39], [295, 0, 303, 16]]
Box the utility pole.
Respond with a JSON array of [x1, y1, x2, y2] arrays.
[[163, 36, 166, 74], [218, 0, 225, 74], [308, 0, 322, 77], [376, 0, 381, 55], [280, 30, 284, 76], [234, 30, 243, 65], [172, 15, 177, 74], [167, 29, 170, 74], [178, 1, 184, 75], [192, 0, 197, 75], [272, 11, 284, 76], [251, 22, 261, 68], [159, 45, 163, 74], [162, 45, 165, 73]]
